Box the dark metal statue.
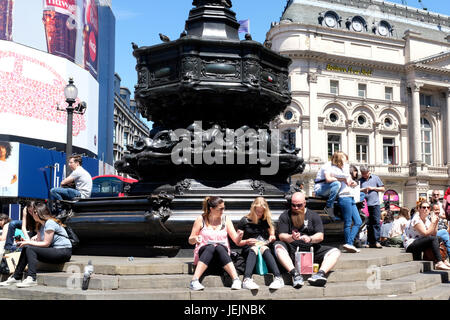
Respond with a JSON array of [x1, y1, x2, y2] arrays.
[[193, 0, 232, 8], [66, 1, 320, 252]]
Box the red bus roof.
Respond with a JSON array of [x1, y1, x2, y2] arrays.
[[92, 175, 138, 183]]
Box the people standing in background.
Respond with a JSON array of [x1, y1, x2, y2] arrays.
[[359, 166, 385, 249]]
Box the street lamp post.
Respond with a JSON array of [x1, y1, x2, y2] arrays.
[[61, 78, 87, 177]]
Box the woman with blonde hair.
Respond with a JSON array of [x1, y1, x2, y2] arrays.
[[188, 196, 244, 291], [237, 197, 284, 290], [328, 153, 362, 253], [313, 151, 349, 220], [0, 202, 72, 288]]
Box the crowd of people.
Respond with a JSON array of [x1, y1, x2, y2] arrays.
[[188, 192, 340, 291], [0, 154, 89, 288], [1, 151, 449, 291], [188, 151, 450, 291], [0, 201, 72, 288]]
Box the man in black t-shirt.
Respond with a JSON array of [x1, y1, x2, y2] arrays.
[[274, 192, 341, 287]]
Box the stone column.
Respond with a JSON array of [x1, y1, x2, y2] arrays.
[[408, 82, 423, 164], [446, 88, 450, 166], [308, 72, 320, 160]]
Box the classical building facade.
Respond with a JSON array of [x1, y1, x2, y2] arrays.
[[267, 0, 450, 207], [113, 73, 151, 173]]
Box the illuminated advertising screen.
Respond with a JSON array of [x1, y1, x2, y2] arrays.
[[0, 0, 99, 79], [0, 40, 99, 156], [0, 141, 19, 197]]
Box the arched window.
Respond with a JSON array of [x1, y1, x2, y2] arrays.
[[351, 16, 367, 32], [421, 118, 432, 165], [323, 11, 340, 28], [282, 129, 296, 151]]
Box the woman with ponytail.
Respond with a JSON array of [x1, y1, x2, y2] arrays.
[[188, 196, 244, 291], [0, 202, 72, 288]]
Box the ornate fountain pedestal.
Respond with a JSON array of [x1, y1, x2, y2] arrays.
[[66, 1, 341, 255]]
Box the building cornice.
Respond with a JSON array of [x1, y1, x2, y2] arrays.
[[270, 23, 406, 47], [284, 49, 450, 77], [317, 92, 406, 108], [411, 51, 450, 65], [283, 49, 405, 72]]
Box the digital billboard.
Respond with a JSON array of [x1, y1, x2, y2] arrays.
[[0, 0, 99, 78], [0, 40, 99, 156], [0, 141, 19, 197]]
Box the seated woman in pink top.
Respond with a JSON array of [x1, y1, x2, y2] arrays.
[[188, 196, 244, 291]]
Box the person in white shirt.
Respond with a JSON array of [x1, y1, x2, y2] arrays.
[[329, 153, 362, 253], [50, 155, 92, 201], [314, 151, 349, 220], [387, 207, 410, 246], [403, 199, 450, 270]]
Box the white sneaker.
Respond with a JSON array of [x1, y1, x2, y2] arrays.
[[16, 276, 37, 288], [242, 278, 259, 290], [231, 278, 242, 290], [189, 279, 205, 291], [0, 276, 20, 287], [343, 244, 360, 253], [269, 277, 284, 290]]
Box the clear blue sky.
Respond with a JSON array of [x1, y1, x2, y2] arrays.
[[111, 0, 450, 97]]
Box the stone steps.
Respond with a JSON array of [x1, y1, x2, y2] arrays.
[[0, 272, 445, 300], [33, 260, 429, 290], [0, 247, 448, 300]]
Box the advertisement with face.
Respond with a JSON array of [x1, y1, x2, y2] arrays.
[[0, 141, 19, 197], [0, 40, 99, 156], [0, 0, 99, 78]]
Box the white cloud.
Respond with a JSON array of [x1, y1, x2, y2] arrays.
[[114, 9, 141, 21]]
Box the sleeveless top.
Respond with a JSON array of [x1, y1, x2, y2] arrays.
[[403, 215, 431, 249], [193, 215, 230, 265]]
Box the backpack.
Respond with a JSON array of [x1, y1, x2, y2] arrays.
[[64, 225, 80, 248], [56, 225, 80, 248], [444, 195, 450, 221]]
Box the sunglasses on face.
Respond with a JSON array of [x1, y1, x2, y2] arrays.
[[420, 206, 430, 209], [291, 203, 305, 208]]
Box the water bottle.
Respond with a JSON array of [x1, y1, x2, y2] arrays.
[[82, 260, 94, 290]]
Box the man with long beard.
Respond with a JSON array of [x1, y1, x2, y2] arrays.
[[273, 192, 341, 287]]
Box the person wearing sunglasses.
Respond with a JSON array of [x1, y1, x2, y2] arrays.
[[273, 192, 341, 288], [188, 196, 244, 291], [403, 199, 450, 270]]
